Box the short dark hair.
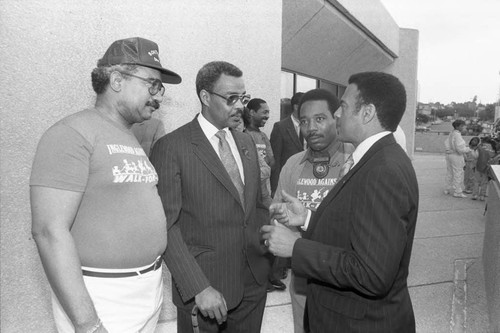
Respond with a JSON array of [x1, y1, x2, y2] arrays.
[[195, 61, 243, 101], [348, 72, 406, 132], [469, 137, 480, 146], [91, 64, 138, 94], [298, 89, 340, 118], [291, 92, 304, 107], [247, 98, 267, 112], [452, 119, 466, 129], [242, 106, 251, 127]]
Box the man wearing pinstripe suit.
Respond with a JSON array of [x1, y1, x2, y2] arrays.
[[150, 61, 271, 333], [262, 72, 418, 332]]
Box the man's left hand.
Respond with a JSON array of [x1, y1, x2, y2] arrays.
[[260, 221, 300, 258]]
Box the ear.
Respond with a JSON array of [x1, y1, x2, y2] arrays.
[[109, 71, 122, 92], [200, 90, 211, 107], [361, 103, 376, 124]]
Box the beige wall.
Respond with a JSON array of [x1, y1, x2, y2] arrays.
[[385, 28, 420, 158], [483, 167, 500, 332], [0, 1, 282, 331]]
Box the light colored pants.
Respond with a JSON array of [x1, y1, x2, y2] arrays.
[[52, 262, 163, 333], [290, 271, 307, 333], [445, 153, 465, 194]]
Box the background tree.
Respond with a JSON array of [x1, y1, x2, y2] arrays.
[[416, 114, 430, 124]]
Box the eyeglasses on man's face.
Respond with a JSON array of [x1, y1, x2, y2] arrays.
[[118, 71, 165, 97], [206, 90, 251, 106]]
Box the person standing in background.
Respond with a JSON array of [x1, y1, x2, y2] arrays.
[[270, 92, 305, 196], [30, 37, 181, 333], [233, 108, 272, 207], [243, 99, 274, 207], [243, 98, 275, 169], [444, 119, 471, 198], [150, 61, 271, 332]]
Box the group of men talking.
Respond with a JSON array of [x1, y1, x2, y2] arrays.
[[30, 37, 419, 333]]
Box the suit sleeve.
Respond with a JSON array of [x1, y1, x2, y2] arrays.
[[292, 164, 412, 297], [150, 137, 210, 303], [270, 122, 282, 194]]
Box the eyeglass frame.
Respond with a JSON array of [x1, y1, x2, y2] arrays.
[[116, 71, 165, 97], [206, 90, 251, 106]]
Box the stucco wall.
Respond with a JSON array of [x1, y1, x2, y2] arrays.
[[0, 1, 282, 331], [483, 167, 500, 332], [385, 28, 419, 158]]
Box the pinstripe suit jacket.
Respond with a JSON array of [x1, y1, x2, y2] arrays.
[[270, 116, 304, 194], [292, 134, 418, 332], [150, 116, 271, 310]]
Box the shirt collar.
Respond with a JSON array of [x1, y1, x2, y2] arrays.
[[198, 112, 230, 139], [300, 140, 343, 164], [352, 131, 391, 166]]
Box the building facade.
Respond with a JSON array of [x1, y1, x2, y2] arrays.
[[0, 0, 417, 331]]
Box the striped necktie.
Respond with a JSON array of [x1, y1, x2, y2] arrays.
[[215, 130, 245, 206], [338, 154, 354, 179]]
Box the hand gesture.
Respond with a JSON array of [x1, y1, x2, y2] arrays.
[[261, 220, 300, 257], [195, 286, 227, 325], [269, 190, 308, 227]]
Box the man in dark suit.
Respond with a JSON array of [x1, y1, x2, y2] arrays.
[[150, 61, 271, 333], [262, 71, 419, 332], [270, 92, 305, 196]]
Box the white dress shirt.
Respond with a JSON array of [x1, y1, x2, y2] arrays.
[[197, 113, 245, 183]]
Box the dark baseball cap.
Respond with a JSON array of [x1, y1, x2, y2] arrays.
[[97, 37, 181, 84]]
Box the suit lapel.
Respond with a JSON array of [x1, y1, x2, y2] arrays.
[[189, 118, 244, 208], [304, 134, 396, 238], [285, 116, 303, 151]]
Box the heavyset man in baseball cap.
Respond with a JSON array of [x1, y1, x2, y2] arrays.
[[30, 37, 180, 333]]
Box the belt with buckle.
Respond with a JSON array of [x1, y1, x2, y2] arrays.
[[82, 257, 162, 278]]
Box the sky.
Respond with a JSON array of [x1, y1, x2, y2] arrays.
[[380, 0, 500, 105]]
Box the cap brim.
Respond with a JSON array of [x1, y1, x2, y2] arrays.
[[141, 64, 182, 84]]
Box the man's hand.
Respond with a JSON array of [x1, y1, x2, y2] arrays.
[[261, 220, 301, 257], [269, 190, 308, 227], [195, 286, 227, 325]]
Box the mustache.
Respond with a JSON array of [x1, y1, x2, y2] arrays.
[[306, 133, 321, 140], [146, 100, 160, 109]]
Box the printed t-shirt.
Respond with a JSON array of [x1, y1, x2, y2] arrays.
[[30, 108, 167, 268], [275, 141, 353, 211], [245, 129, 274, 166]]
